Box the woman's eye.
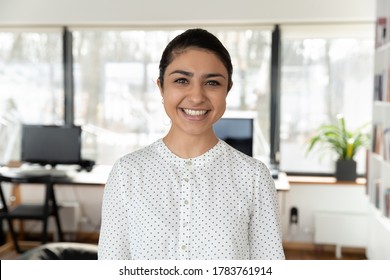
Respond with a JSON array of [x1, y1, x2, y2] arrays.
[[174, 78, 188, 84], [206, 80, 220, 86]]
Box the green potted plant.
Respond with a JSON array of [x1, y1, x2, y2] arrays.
[[306, 114, 370, 181]]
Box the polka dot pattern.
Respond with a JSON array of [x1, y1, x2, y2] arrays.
[[98, 139, 285, 260]]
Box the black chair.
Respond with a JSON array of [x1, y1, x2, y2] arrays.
[[0, 174, 64, 253], [18, 242, 98, 260]]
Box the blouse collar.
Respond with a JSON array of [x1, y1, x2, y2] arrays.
[[155, 138, 225, 167]]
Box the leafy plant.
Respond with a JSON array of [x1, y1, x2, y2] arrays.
[[306, 114, 370, 161]]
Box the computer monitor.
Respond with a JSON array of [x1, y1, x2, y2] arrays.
[[213, 118, 253, 157], [21, 125, 82, 167]]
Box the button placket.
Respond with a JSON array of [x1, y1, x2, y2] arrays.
[[178, 160, 192, 259]]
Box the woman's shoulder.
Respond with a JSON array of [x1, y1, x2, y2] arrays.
[[116, 139, 161, 165], [218, 140, 267, 169], [218, 140, 274, 185]]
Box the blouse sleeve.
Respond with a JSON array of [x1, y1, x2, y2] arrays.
[[249, 162, 285, 260], [98, 158, 131, 259]]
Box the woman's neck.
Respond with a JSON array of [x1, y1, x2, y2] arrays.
[[163, 129, 219, 159]]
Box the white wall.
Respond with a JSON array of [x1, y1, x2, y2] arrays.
[[0, 0, 374, 26]]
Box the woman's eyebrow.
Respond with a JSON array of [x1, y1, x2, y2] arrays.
[[204, 73, 226, 80], [169, 70, 226, 79], [169, 70, 193, 77]]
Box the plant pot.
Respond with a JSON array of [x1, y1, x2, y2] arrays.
[[335, 159, 357, 181]]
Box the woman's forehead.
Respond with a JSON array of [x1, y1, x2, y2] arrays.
[[167, 48, 226, 69]]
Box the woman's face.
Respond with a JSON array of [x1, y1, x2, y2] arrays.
[[158, 48, 229, 138]]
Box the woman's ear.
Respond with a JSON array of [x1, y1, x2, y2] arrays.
[[157, 78, 164, 96], [227, 81, 233, 94]]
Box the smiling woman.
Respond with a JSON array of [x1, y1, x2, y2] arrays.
[[98, 28, 285, 260], [157, 48, 229, 157]]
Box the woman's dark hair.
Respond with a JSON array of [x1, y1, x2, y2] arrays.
[[158, 28, 233, 91]]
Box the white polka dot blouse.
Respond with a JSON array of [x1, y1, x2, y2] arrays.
[[98, 139, 285, 260]]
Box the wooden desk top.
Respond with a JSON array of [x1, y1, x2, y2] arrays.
[[287, 175, 366, 186], [54, 165, 111, 186]]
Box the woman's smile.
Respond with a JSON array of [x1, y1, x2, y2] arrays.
[[181, 108, 209, 116], [158, 48, 229, 138]]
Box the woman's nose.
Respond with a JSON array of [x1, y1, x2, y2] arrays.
[[188, 83, 206, 104]]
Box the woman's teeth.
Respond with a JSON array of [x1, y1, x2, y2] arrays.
[[183, 109, 208, 116]]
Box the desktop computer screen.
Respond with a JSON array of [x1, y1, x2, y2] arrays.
[[21, 125, 81, 166], [213, 117, 253, 157]]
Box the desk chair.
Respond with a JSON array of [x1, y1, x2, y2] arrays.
[[18, 242, 98, 260], [0, 174, 64, 253]]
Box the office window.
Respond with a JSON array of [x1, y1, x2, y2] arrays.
[[279, 25, 374, 175], [0, 29, 63, 165], [72, 28, 272, 164]]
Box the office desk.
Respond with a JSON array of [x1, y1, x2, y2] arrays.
[[0, 165, 110, 188], [51, 165, 110, 186], [0, 165, 111, 252]]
